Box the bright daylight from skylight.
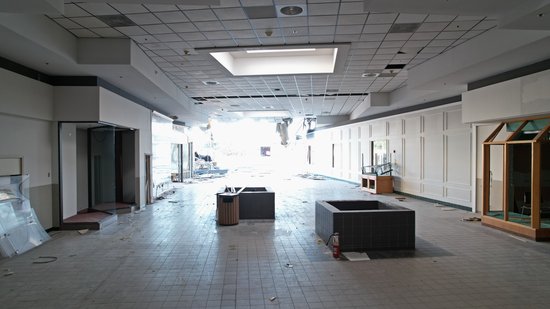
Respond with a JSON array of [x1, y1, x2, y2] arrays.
[[209, 47, 339, 76]]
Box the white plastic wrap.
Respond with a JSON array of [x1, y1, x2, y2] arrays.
[[0, 175, 50, 258]]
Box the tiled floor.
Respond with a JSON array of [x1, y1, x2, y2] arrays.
[[2, 171, 550, 308]]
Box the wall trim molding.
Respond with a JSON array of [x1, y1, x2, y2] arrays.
[[394, 191, 471, 211]]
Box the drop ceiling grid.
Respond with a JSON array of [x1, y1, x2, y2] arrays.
[[48, 1, 498, 118]]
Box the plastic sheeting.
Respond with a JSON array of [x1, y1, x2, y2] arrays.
[[0, 175, 50, 258]]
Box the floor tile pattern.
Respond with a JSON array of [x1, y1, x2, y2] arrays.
[[2, 172, 550, 308]]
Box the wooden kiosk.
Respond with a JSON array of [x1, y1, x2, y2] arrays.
[[482, 118, 550, 240]]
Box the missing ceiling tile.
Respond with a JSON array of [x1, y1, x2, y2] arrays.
[[202, 81, 220, 85], [96, 15, 136, 27], [243, 6, 277, 19], [388, 23, 421, 33], [385, 64, 406, 70]]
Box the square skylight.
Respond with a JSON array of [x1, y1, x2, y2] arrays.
[[198, 44, 350, 76]]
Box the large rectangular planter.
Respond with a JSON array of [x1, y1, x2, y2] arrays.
[[236, 187, 275, 219], [315, 200, 415, 251]]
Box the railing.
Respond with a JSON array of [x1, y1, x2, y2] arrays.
[[361, 162, 392, 176]]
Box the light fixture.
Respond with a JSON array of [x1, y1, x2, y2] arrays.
[[280, 6, 303, 16], [246, 48, 316, 54]]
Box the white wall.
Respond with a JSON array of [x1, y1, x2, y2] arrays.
[[0, 67, 55, 228], [463, 69, 550, 123], [59, 123, 77, 219], [309, 104, 473, 208], [54, 86, 100, 121]]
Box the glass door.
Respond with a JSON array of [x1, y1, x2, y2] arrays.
[[89, 126, 116, 213]]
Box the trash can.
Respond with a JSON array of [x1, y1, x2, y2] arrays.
[[216, 191, 240, 225]]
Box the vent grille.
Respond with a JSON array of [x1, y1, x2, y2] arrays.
[[388, 23, 421, 33], [96, 15, 136, 27], [243, 6, 277, 19]]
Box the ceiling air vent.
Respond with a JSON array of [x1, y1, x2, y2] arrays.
[[96, 15, 136, 27], [243, 6, 277, 19], [388, 23, 421, 33]]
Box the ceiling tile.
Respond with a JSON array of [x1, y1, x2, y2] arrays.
[[221, 20, 252, 30], [213, 7, 248, 20], [143, 4, 179, 12], [339, 2, 364, 15], [185, 9, 219, 21], [474, 19, 498, 30], [308, 3, 340, 16], [309, 35, 335, 43], [335, 25, 363, 35], [403, 40, 430, 48], [282, 27, 308, 36], [384, 33, 412, 41], [155, 11, 189, 23], [194, 21, 225, 31], [77, 3, 118, 16], [380, 41, 405, 48], [309, 26, 335, 35], [127, 13, 162, 25], [235, 38, 262, 45], [240, 0, 273, 7], [436, 31, 465, 39], [115, 26, 147, 36], [359, 33, 385, 41], [338, 14, 367, 25], [454, 15, 484, 21], [428, 39, 455, 47], [445, 20, 478, 31], [308, 15, 337, 26], [425, 14, 456, 22], [417, 22, 449, 32], [92, 27, 124, 37], [230, 30, 257, 38], [142, 24, 173, 34], [334, 34, 360, 42], [64, 4, 91, 17], [131, 35, 159, 43], [154, 33, 183, 42], [409, 32, 438, 40], [395, 13, 427, 23], [249, 18, 279, 28], [283, 36, 309, 44], [204, 31, 233, 40], [53, 18, 81, 30], [178, 32, 208, 41], [354, 41, 381, 48], [366, 13, 397, 24], [278, 16, 307, 27], [70, 28, 99, 38], [362, 24, 391, 34], [167, 22, 199, 32], [71, 17, 109, 28], [259, 36, 286, 45], [462, 30, 484, 39]]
